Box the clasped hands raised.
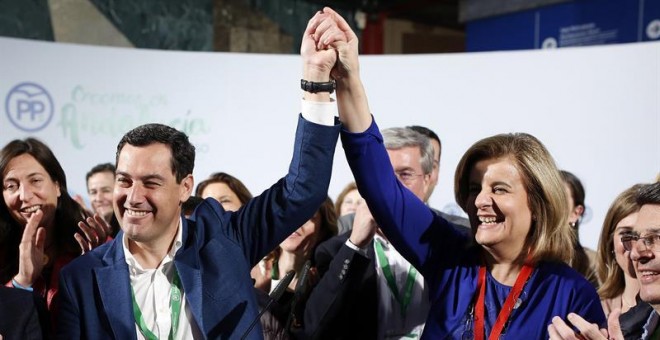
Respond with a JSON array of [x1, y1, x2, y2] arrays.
[[302, 7, 359, 83]]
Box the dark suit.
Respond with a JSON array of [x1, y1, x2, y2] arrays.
[[303, 210, 469, 339], [57, 116, 339, 339], [303, 232, 376, 339], [0, 286, 47, 340]]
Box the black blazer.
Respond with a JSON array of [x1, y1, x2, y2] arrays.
[[0, 286, 48, 340], [302, 231, 378, 339]]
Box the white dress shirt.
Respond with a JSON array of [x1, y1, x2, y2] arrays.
[[123, 218, 195, 340], [301, 97, 337, 125]]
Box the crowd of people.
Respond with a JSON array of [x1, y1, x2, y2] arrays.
[[0, 7, 658, 340]]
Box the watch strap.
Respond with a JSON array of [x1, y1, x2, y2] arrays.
[[301, 79, 335, 93]]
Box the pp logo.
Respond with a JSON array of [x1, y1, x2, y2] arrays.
[[5, 82, 54, 132]]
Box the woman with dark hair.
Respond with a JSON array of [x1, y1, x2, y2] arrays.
[[560, 170, 599, 288], [195, 172, 253, 212], [251, 196, 338, 339], [0, 138, 100, 325]]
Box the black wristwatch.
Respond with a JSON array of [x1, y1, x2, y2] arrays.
[[301, 79, 336, 94]]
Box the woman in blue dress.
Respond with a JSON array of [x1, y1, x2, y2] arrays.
[[302, 8, 606, 339]]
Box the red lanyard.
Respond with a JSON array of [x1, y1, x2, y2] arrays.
[[474, 262, 534, 340]]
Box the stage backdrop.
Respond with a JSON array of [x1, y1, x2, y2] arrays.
[[1, 37, 658, 249]]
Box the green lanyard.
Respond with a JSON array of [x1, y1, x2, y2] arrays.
[[374, 239, 418, 317], [131, 269, 183, 340]]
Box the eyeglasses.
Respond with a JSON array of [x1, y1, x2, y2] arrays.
[[394, 170, 423, 184], [621, 233, 660, 252]]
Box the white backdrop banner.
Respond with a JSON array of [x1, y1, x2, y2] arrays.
[[1, 37, 658, 249]]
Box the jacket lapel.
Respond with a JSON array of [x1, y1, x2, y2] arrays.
[[175, 218, 204, 334], [95, 233, 137, 339]]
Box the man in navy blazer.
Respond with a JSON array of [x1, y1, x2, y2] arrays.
[[57, 23, 342, 337]]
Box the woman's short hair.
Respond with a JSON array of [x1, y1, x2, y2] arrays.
[[597, 184, 644, 299], [454, 133, 572, 264], [195, 172, 253, 205]]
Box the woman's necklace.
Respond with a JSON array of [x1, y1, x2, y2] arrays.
[[621, 294, 635, 309]]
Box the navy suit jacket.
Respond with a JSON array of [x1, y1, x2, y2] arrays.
[[57, 116, 340, 339], [0, 286, 47, 340]]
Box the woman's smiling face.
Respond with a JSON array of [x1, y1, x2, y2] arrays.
[[2, 153, 61, 229], [466, 156, 532, 255]]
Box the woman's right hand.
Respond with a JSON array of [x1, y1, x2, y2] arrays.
[[14, 209, 46, 288]]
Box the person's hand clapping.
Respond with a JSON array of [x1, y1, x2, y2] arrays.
[[14, 209, 46, 288], [548, 310, 623, 340], [75, 214, 111, 254]]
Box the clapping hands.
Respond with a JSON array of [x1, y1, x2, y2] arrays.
[[548, 310, 624, 340], [75, 214, 112, 255], [13, 210, 46, 288]]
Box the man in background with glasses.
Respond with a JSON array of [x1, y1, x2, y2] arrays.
[[549, 181, 660, 339]]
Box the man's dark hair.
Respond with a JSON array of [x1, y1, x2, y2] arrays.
[[116, 123, 195, 183], [86, 163, 116, 182], [637, 181, 660, 206], [407, 125, 441, 159]]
